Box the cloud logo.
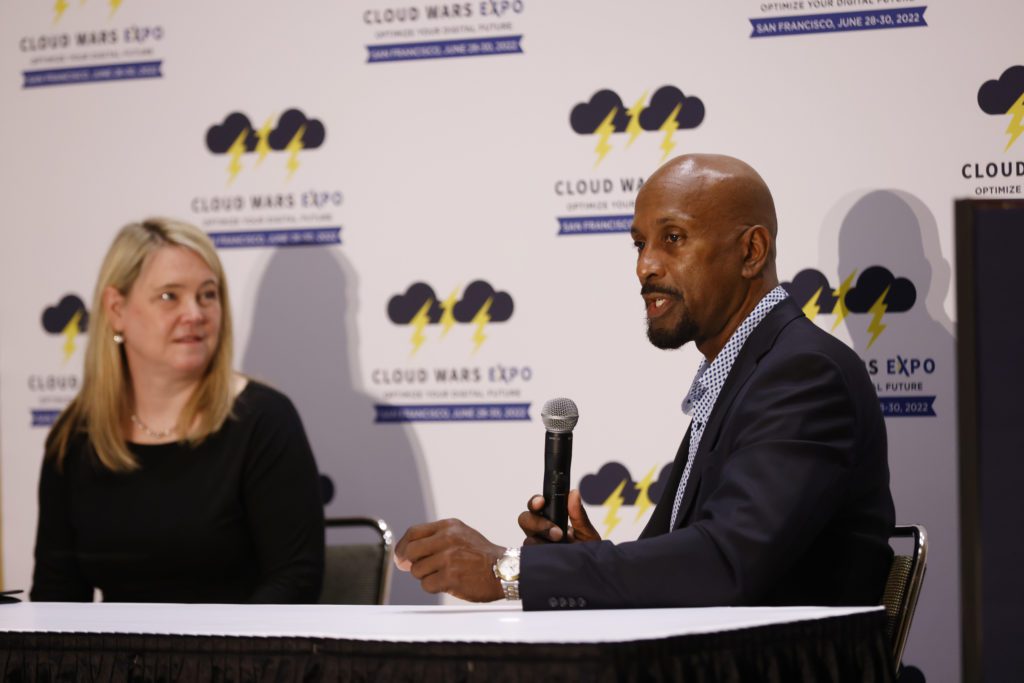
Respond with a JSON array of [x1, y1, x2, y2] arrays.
[[206, 112, 258, 154], [42, 294, 89, 334], [977, 66, 1024, 151], [846, 266, 916, 314], [387, 283, 443, 325], [781, 269, 839, 315], [42, 294, 89, 362], [638, 86, 705, 131], [453, 280, 513, 323], [580, 461, 672, 536], [569, 86, 705, 165], [387, 280, 514, 353], [205, 109, 325, 182], [978, 65, 1024, 115], [570, 90, 630, 135], [268, 109, 326, 151]]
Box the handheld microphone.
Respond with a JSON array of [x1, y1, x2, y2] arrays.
[[541, 397, 579, 541]]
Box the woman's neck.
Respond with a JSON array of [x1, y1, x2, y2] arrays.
[[129, 373, 200, 441]]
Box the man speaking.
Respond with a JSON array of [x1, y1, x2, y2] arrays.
[[394, 154, 895, 609]]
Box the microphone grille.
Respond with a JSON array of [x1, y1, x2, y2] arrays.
[[541, 397, 579, 433]]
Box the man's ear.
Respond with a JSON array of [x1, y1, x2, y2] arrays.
[[741, 225, 772, 279], [103, 286, 126, 331]]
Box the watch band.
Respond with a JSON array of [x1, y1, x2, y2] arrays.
[[495, 547, 521, 601]]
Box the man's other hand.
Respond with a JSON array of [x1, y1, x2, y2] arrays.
[[393, 519, 505, 602], [518, 489, 602, 545]]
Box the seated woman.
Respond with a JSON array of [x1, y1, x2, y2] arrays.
[[31, 219, 325, 603]]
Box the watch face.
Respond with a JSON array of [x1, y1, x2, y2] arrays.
[[497, 555, 520, 581]]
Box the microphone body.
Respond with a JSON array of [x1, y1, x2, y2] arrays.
[[542, 430, 573, 537], [540, 398, 579, 542]]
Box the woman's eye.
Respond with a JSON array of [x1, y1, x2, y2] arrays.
[[159, 292, 176, 302], [200, 289, 219, 303]]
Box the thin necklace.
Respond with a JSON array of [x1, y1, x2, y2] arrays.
[[130, 414, 176, 440]]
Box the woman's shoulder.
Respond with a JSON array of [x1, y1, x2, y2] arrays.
[[232, 378, 302, 425]]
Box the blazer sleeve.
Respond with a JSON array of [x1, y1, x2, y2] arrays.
[[241, 393, 326, 604], [520, 350, 865, 609]]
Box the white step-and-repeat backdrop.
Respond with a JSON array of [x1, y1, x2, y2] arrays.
[[2, 2, 1019, 680]]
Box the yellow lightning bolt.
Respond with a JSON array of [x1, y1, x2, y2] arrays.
[[593, 107, 617, 167], [866, 286, 890, 349], [109, 0, 122, 16], [439, 288, 458, 337], [409, 298, 432, 356], [602, 479, 627, 537], [471, 297, 492, 352], [625, 92, 648, 147], [61, 310, 82, 362], [1004, 92, 1024, 152], [659, 103, 682, 161], [254, 117, 273, 164], [226, 128, 247, 185], [803, 286, 823, 322], [285, 124, 305, 180], [831, 270, 857, 332], [54, 0, 69, 23], [633, 466, 657, 521]]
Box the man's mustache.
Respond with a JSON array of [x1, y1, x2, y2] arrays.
[[640, 284, 683, 298]]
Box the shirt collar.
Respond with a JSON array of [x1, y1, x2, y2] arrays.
[[682, 286, 789, 416]]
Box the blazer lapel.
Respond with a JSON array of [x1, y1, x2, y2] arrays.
[[670, 298, 805, 530], [639, 426, 691, 539]]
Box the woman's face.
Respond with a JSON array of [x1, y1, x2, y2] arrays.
[[107, 245, 222, 384]]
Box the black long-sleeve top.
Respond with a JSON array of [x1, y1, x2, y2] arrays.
[[31, 381, 325, 604]]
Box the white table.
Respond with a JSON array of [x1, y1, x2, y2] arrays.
[[0, 602, 893, 681]]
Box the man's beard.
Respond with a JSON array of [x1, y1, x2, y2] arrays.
[[646, 308, 698, 350]]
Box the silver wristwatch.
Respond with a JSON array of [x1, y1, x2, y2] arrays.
[[493, 547, 521, 600]]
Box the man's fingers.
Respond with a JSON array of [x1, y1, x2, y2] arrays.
[[526, 495, 545, 512], [518, 509, 563, 542], [394, 519, 456, 571], [567, 489, 601, 542]]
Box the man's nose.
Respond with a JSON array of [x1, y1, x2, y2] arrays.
[[637, 247, 665, 282]]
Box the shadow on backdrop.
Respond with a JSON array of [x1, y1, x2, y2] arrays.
[[242, 247, 437, 605], [836, 190, 956, 682]]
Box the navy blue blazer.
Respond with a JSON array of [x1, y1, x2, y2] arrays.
[[520, 298, 895, 610]]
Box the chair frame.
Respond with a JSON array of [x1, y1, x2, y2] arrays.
[[324, 516, 394, 605], [888, 524, 928, 675]]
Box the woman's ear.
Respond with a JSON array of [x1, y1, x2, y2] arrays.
[[103, 286, 125, 331]]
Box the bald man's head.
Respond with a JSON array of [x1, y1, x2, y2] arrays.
[[640, 153, 778, 245], [631, 154, 780, 359]]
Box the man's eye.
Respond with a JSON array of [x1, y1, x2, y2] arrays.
[[633, 240, 645, 252], [667, 234, 682, 243]]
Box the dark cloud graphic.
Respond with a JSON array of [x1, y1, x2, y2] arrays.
[[580, 462, 673, 507], [639, 86, 705, 131], [581, 462, 639, 505], [845, 266, 916, 313], [42, 294, 89, 334], [453, 280, 513, 323], [781, 269, 838, 314], [978, 65, 1024, 115], [206, 112, 257, 154], [570, 90, 630, 135], [387, 283, 442, 324], [269, 109, 326, 150]]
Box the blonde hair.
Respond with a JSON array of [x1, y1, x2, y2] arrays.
[[48, 218, 235, 471]]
